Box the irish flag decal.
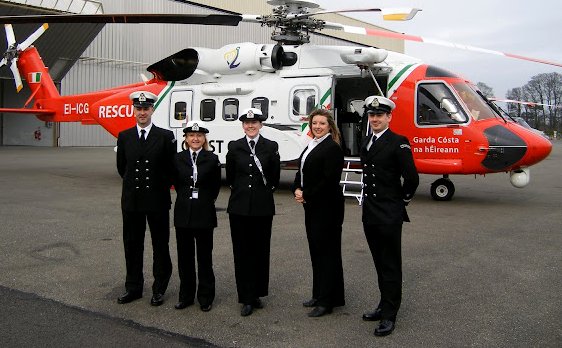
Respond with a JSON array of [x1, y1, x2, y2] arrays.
[[29, 72, 42, 83]]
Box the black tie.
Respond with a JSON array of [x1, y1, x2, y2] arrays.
[[140, 129, 146, 142], [192, 151, 197, 164], [249, 140, 255, 150]]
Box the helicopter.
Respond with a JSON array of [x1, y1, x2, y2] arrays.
[[0, 0, 554, 201]]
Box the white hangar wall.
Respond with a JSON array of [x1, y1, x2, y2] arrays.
[[54, 0, 405, 146]]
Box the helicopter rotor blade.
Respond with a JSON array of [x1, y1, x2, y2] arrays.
[[9, 58, 23, 92], [5, 23, 16, 47], [303, 7, 421, 21], [18, 23, 49, 51], [322, 22, 562, 68], [0, 14, 243, 26]]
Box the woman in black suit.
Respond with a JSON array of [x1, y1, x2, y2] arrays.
[[226, 108, 280, 317], [173, 120, 221, 312], [293, 109, 345, 317]]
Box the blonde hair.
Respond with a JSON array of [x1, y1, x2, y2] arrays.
[[183, 132, 209, 151], [308, 109, 341, 145]]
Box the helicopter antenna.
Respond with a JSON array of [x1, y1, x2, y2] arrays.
[[366, 68, 384, 97]]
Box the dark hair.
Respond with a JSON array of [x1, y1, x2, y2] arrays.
[[308, 109, 341, 145]]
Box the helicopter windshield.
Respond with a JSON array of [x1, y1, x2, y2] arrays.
[[452, 82, 497, 120]]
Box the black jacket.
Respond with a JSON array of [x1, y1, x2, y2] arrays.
[[226, 136, 280, 216], [360, 130, 419, 224], [173, 149, 221, 229], [116, 125, 176, 212], [292, 136, 344, 206]]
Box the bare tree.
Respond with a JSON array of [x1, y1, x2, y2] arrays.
[[506, 72, 562, 134], [476, 82, 494, 98]]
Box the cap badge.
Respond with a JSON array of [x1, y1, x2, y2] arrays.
[[138, 93, 146, 102], [371, 98, 380, 107], [192, 123, 199, 131], [247, 110, 254, 118]]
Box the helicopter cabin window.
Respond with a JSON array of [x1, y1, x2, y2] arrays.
[[174, 102, 187, 120], [292, 89, 317, 121], [416, 83, 468, 125], [200, 99, 216, 121], [252, 97, 269, 120], [223, 98, 239, 121]]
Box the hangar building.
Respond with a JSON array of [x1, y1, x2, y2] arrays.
[[0, 0, 405, 147]]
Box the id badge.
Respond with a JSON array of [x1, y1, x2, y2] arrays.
[[191, 188, 199, 199]]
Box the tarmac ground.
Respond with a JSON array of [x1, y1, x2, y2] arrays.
[[0, 143, 561, 347]]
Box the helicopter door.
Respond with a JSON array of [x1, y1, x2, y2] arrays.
[[169, 90, 193, 128]]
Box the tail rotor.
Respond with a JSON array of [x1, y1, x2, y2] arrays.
[[0, 23, 48, 92]]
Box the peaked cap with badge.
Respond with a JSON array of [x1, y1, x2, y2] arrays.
[[239, 107, 267, 122], [365, 95, 396, 114], [183, 120, 209, 134], [130, 91, 158, 108]]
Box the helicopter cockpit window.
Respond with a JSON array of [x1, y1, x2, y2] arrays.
[[451, 82, 497, 120], [200, 99, 216, 121], [174, 102, 187, 121], [223, 98, 239, 121], [252, 97, 269, 120], [416, 83, 468, 125], [292, 89, 317, 121]]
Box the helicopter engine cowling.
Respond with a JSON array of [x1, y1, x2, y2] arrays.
[[196, 43, 290, 75], [510, 168, 530, 188]]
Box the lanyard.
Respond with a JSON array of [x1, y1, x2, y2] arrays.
[[249, 142, 267, 186], [191, 151, 198, 186]]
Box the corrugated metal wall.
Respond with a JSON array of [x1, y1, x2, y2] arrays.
[[58, 0, 401, 146]]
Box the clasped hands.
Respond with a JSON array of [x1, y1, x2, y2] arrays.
[[294, 188, 306, 204]]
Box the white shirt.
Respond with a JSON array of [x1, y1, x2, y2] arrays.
[[300, 132, 331, 186], [367, 127, 389, 151], [137, 123, 153, 139], [246, 134, 260, 148]]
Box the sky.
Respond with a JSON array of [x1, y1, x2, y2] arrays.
[[314, 0, 562, 98]]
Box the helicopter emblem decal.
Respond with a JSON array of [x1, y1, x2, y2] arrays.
[[224, 46, 241, 69]]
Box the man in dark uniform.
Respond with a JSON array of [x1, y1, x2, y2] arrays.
[[116, 91, 176, 306], [360, 95, 419, 336], [226, 108, 280, 317]]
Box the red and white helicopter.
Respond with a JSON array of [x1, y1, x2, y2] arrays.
[[0, 0, 555, 200]]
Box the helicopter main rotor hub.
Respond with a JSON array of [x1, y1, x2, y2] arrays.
[[261, 1, 325, 45]]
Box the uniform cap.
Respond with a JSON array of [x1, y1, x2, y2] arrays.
[[130, 91, 158, 107], [183, 120, 209, 134], [365, 95, 396, 114], [239, 107, 266, 122]]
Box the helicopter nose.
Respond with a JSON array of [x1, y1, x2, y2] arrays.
[[481, 125, 527, 171], [481, 124, 553, 171], [523, 132, 552, 166]]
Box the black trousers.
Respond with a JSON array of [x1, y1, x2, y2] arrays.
[[303, 201, 345, 308], [122, 209, 172, 295], [363, 223, 403, 321], [175, 227, 215, 306], [229, 214, 273, 304]]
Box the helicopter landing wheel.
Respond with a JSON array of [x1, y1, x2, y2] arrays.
[[430, 178, 455, 201]]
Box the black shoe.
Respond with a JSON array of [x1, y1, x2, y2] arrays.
[[117, 291, 142, 304], [200, 304, 212, 312], [252, 298, 264, 309], [174, 301, 193, 310], [240, 304, 253, 317], [307, 306, 332, 318], [302, 299, 318, 308], [374, 319, 395, 336], [150, 293, 164, 306], [362, 308, 382, 321]]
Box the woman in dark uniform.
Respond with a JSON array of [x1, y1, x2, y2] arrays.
[[293, 109, 345, 317], [173, 120, 221, 312], [226, 108, 280, 317]]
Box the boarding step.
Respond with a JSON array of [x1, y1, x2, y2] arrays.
[[340, 157, 363, 205]]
